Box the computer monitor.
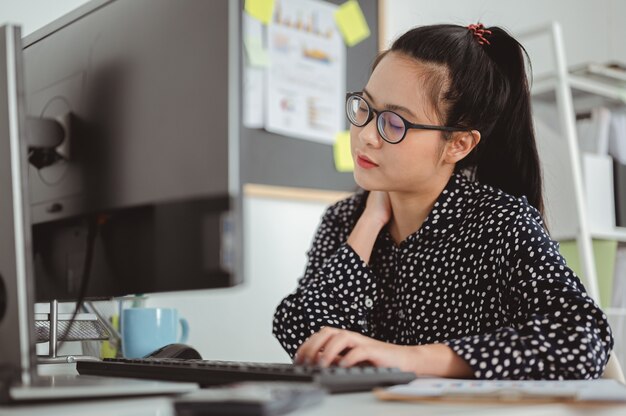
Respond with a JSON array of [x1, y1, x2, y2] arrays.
[[0, 0, 242, 392], [25, 0, 242, 301]]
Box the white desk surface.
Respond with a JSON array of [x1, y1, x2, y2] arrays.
[[3, 390, 626, 416], [2, 369, 626, 416]]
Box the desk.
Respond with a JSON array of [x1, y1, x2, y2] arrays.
[[2, 367, 626, 416], [2, 389, 626, 416]]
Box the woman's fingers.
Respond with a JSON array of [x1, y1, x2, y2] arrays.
[[337, 345, 371, 368], [294, 327, 338, 365], [295, 327, 392, 368], [317, 332, 355, 367], [365, 191, 392, 225]]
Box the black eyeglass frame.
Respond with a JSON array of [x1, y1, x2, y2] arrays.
[[345, 92, 463, 144]]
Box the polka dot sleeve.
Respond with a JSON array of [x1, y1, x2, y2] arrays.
[[272, 203, 379, 358], [445, 208, 614, 380]]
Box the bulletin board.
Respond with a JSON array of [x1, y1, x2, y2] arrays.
[[239, 0, 380, 194]]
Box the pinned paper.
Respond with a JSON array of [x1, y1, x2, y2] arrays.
[[244, 36, 269, 67], [245, 0, 275, 25], [333, 131, 354, 172], [334, 0, 371, 47]]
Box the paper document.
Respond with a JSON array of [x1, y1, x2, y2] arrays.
[[242, 12, 266, 129], [376, 378, 626, 403], [266, 0, 346, 144]]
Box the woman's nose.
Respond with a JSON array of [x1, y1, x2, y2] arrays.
[[358, 117, 383, 148]]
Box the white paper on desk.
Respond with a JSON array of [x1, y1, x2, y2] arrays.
[[383, 378, 626, 402]]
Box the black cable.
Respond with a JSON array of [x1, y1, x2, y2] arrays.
[[55, 215, 101, 353]]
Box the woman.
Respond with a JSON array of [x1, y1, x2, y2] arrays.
[[272, 23, 613, 380]]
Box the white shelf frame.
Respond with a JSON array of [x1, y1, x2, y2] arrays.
[[517, 22, 600, 301], [533, 74, 626, 103], [591, 227, 626, 242]]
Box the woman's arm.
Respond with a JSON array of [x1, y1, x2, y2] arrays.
[[272, 192, 390, 358], [444, 208, 614, 380]]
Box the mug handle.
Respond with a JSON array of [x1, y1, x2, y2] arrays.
[[178, 317, 189, 344]]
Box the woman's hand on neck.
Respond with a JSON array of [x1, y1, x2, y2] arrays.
[[347, 191, 392, 265]]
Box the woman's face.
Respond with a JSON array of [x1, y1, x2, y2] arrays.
[[350, 52, 451, 193]]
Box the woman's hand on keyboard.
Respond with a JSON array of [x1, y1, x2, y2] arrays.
[[293, 327, 417, 372], [294, 326, 474, 378]]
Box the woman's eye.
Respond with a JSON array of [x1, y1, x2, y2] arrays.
[[357, 106, 368, 113]]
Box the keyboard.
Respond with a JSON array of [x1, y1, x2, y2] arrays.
[[76, 358, 416, 393]]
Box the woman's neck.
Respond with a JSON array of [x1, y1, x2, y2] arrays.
[[387, 173, 452, 245]]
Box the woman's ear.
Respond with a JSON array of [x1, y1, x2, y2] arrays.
[[443, 130, 481, 164]]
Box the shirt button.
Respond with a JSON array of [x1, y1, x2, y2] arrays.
[[364, 298, 373, 308]]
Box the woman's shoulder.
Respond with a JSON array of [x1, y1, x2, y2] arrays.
[[457, 173, 543, 229], [323, 189, 368, 227]]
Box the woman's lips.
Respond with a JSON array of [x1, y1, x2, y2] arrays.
[[356, 155, 379, 169]]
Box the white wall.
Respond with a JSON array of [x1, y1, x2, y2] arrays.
[[608, 0, 626, 65], [0, 0, 89, 36], [382, 0, 622, 77]]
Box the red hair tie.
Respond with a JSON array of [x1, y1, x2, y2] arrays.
[[468, 23, 492, 45]]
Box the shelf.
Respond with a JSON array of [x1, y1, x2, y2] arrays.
[[590, 227, 626, 242], [551, 228, 626, 243], [531, 72, 626, 103], [519, 23, 624, 303]]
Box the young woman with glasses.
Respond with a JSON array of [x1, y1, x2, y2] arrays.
[[273, 24, 613, 380]]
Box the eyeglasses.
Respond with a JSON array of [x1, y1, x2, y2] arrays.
[[345, 92, 461, 144]]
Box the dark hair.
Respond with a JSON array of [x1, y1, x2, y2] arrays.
[[374, 24, 544, 216]]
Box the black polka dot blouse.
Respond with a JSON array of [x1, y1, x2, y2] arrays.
[[273, 172, 614, 380]]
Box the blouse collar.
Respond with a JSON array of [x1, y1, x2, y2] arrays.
[[383, 172, 470, 248]]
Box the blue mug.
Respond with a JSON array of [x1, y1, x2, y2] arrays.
[[121, 307, 189, 358]]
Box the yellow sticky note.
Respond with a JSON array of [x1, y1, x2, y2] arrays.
[[100, 314, 119, 359], [333, 131, 354, 172], [245, 0, 275, 25], [334, 0, 371, 47], [244, 36, 269, 68]]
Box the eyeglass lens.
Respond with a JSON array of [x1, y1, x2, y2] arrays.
[[346, 95, 405, 143]]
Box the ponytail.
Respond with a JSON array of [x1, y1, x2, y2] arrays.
[[473, 27, 543, 215], [385, 25, 544, 217]]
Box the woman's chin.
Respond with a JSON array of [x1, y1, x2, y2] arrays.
[[354, 175, 386, 192], [353, 174, 371, 191]]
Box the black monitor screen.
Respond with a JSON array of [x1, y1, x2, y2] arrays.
[[22, 0, 242, 301]]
